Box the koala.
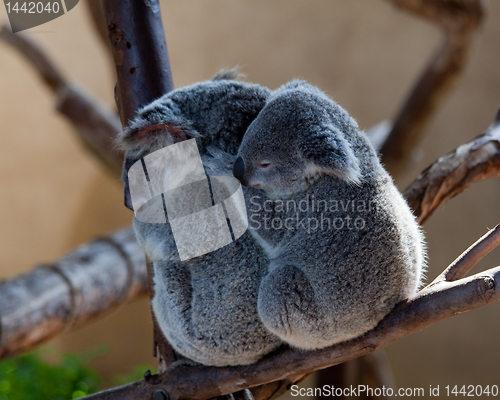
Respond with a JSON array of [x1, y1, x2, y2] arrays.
[[118, 73, 283, 367], [233, 80, 425, 349]]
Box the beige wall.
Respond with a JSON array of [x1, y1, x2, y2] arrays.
[[1, 0, 499, 394]]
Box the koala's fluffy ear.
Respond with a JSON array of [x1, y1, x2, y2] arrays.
[[118, 119, 200, 156], [118, 118, 200, 211], [303, 124, 362, 185]]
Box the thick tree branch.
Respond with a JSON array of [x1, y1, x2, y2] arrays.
[[0, 23, 123, 175], [100, 0, 176, 371], [379, 0, 485, 175], [0, 228, 147, 359], [101, 0, 174, 126]]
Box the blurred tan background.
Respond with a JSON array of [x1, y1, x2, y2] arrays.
[[0, 0, 499, 396]]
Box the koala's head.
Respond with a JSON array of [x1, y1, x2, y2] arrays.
[[118, 99, 201, 211], [233, 81, 362, 197]]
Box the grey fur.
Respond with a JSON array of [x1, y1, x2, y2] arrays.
[[119, 77, 282, 366], [236, 80, 425, 348], [117, 76, 425, 366]]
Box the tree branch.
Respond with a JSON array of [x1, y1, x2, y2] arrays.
[[0, 228, 147, 359], [379, 0, 485, 175], [0, 23, 123, 175], [430, 223, 500, 285], [100, 0, 177, 371], [81, 262, 500, 400], [403, 110, 500, 224], [101, 0, 174, 126]]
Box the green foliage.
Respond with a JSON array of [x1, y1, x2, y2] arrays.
[[0, 351, 101, 400], [0, 347, 156, 399]]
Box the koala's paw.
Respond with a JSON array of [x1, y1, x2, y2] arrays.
[[258, 264, 320, 348]]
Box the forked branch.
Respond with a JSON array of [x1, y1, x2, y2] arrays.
[[81, 261, 500, 400], [430, 223, 500, 285]]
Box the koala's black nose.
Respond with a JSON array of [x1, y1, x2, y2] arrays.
[[233, 156, 245, 182]]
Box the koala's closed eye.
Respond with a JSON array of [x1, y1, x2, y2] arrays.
[[258, 161, 272, 169]]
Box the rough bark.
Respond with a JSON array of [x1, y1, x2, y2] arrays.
[[80, 262, 500, 400], [100, 0, 177, 371]]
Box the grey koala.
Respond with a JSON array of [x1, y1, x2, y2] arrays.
[[233, 80, 425, 349], [118, 73, 283, 367], [118, 74, 424, 366]]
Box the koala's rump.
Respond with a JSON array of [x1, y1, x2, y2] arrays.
[[151, 229, 282, 366], [260, 177, 422, 348]]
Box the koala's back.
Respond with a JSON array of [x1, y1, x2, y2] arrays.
[[126, 78, 283, 366], [133, 185, 283, 367], [140, 222, 281, 366], [256, 152, 424, 349]]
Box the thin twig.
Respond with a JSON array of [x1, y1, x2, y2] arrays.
[[379, 0, 485, 175], [429, 224, 500, 285]]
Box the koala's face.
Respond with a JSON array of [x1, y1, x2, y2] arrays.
[[234, 135, 309, 197], [233, 84, 362, 197], [233, 98, 317, 197]]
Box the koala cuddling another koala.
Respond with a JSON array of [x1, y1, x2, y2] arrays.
[[234, 81, 425, 348], [118, 73, 425, 366]]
